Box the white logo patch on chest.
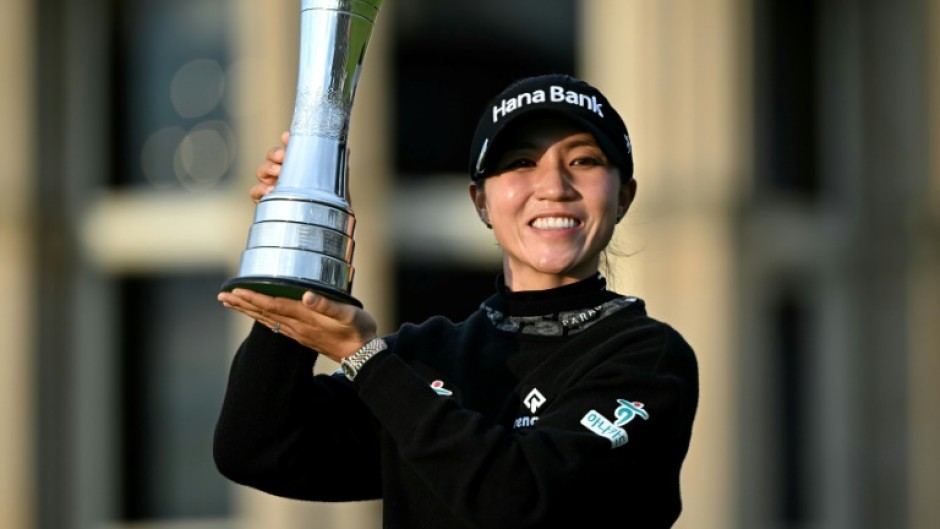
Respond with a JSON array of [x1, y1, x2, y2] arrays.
[[512, 388, 548, 430], [523, 388, 547, 413]]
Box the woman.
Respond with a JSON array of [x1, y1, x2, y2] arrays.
[[215, 74, 699, 528]]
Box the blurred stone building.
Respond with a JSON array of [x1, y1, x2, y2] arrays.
[[1, 1, 938, 528]]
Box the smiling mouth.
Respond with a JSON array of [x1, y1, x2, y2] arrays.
[[530, 216, 580, 230]]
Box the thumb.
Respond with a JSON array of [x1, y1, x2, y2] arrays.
[[302, 290, 352, 320]]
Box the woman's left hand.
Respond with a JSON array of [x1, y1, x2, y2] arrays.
[[218, 288, 378, 363]]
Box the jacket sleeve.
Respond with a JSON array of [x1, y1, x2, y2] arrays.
[[213, 321, 382, 501], [353, 317, 698, 528]]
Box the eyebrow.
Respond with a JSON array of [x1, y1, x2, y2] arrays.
[[502, 135, 601, 153]]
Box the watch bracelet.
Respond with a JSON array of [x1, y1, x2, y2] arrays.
[[342, 337, 387, 380]]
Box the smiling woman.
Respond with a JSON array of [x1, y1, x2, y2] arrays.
[[470, 115, 636, 291], [214, 73, 699, 528]]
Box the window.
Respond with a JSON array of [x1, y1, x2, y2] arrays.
[[112, 0, 237, 192], [769, 279, 815, 523], [118, 274, 232, 519], [754, 0, 820, 198], [394, 0, 577, 176]]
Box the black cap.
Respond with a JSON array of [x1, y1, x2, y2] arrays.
[[469, 74, 633, 181]]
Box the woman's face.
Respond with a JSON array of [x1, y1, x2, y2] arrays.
[[470, 115, 636, 291]]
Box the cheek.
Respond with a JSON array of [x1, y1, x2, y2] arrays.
[[587, 182, 622, 220], [486, 185, 524, 219]]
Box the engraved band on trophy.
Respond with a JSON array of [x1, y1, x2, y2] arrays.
[[222, 0, 384, 306]]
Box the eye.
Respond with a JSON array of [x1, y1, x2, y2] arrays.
[[571, 156, 605, 167], [500, 157, 536, 171], [568, 146, 608, 167]]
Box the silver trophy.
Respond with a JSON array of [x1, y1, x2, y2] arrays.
[[222, 0, 384, 306]]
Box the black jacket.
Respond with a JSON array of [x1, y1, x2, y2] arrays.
[[214, 275, 699, 528]]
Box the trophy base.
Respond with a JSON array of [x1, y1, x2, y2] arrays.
[[220, 276, 362, 308]]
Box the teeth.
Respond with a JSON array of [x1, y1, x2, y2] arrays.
[[532, 217, 578, 229]]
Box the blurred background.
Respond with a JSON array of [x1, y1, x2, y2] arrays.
[[1, 0, 938, 528]]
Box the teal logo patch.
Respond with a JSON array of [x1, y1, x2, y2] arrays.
[[580, 399, 649, 448]]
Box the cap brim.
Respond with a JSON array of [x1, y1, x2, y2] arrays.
[[472, 107, 629, 180]]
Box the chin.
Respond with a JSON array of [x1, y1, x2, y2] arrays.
[[534, 261, 587, 278]]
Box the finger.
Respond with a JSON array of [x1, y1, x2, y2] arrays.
[[218, 290, 257, 309], [219, 297, 277, 328], [217, 292, 298, 332], [256, 158, 282, 184], [229, 289, 307, 324], [220, 290, 290, 323], [280, 130, 290, 147], [249, 182, 275, 203], [267, 145, 287, 164], [228, 288, 276, 312], [226, 288, 362, 335], [219, 291, 266, 318]]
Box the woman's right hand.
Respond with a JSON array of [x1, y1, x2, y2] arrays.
[[218, 288, 379, 363], [250, 131, 290, 203]]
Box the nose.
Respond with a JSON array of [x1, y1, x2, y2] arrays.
[[534, 158, 577, 201]]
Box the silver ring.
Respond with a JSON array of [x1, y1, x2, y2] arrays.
[[272, 321, 281, 334]]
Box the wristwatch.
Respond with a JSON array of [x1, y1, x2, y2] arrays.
[[341, 337, 388, 381]]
